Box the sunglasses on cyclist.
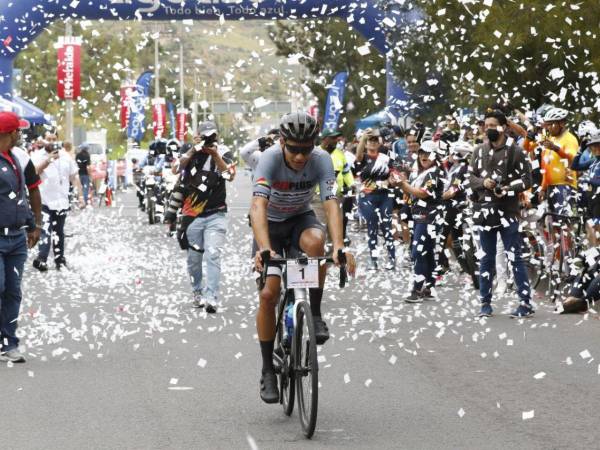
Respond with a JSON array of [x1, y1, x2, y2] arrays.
[[284, 142, 314, 155]]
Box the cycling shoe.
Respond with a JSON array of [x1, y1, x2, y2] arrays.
[[260, 371, 279, 404], [314, 318, 330, 345]]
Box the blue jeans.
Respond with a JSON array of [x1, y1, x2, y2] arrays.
[[0, 233, 28, 352], [478, 220, 531, 304], [411, 222, 435, 291], [79, 174, 91, 204], [358, 191, 395, 261], [186, 212, 227, 301], [37, 206, 67, 263]]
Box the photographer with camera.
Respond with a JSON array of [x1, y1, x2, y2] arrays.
[[240, 128, 279, 174], [31, 134, 84, 272], [468, 110, 534, 318], [169, 121, 236, 313]]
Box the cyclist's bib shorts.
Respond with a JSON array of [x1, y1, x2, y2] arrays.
[[253, 210, 325, 278]]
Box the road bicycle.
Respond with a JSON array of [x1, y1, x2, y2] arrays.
[[539, 212, 585, 302], [258, 249, 347, 439]]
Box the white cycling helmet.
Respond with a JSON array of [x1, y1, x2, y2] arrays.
[[450, 140, 474, 158], [543, 107, 569, 122], [588, 131, 600, 146], [577, 120, 598, 139]]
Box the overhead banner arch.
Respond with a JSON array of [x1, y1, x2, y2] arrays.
[[0, 0, 410, 114]]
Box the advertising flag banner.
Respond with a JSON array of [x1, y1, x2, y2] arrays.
[[167, 101, 176, 139], [152, 97, 167, 139], [323, 72, 348, 131], [57, 36, 82, 100], [127, 71, 153, 143], [176, 109, 188, 143], [120, 84, 136, 129]]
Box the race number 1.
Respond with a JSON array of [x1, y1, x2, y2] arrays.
[[287, 260, 320, 289]]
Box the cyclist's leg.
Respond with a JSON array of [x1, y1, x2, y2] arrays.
[[257, 274, 282, 371], [295, 212, 329, 342], [297, 224, 327, 314]]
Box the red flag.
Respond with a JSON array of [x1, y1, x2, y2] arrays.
[[120, 85, 136, 129], [176, 109, 187, 143], [57, 37, 82, 100], [152, 98, 167, 139]]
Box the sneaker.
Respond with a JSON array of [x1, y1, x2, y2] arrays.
[[510, 302, 535, 318], [404, 290, 423, 303], [420, 288, 435, 301], [205, 301, 217, 314], [260, 371, 279, 404], [367, 258, 378, 271], [384, 260, 396, 271], [55, 257, 68, 271], [0, 349, 26, 363], [343, 237, 352, 247], [478, 302, 493, 317], [313, 318, 330, 345], [192, 292, 205, 309], [32, 259, 48, 272]]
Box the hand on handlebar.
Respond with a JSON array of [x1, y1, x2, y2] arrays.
[[255, 248, 276, 273], [333, 247, 356, 277]]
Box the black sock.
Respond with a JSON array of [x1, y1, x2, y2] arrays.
[[260, 340, 275, 373], [309, 288, 324, 318]]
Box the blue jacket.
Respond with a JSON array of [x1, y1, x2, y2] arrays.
[[0, 149, 36, 234]]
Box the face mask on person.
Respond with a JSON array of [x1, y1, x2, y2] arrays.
[[324, 142, 337, 152], [486, 129, 501, 142]]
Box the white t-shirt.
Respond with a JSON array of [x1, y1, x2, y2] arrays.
[[31, 149, 78, 211]]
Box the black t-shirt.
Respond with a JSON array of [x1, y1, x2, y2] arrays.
[[181, 146, 234, 218], [355, 152, 393, 193], [76, 150, 91, 176], [411, 166, 444, 223]]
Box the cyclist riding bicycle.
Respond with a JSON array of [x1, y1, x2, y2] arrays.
[[250, 112, 356, 404]]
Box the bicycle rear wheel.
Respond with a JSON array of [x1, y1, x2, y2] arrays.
[[294, 301, 318, 439], [276, 293, 295, 416]]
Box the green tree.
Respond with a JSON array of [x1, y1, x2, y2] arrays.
[[15, 22, 154, 147], [269, 19, 386, 136], [387, 0, 600, 120]]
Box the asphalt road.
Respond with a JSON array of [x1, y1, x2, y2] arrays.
[[3, 172, 599, 450]]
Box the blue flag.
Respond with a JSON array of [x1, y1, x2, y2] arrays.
[[322, 72, 348, 131], [127, 71, 153, 143], [167, 102, 176, 139]]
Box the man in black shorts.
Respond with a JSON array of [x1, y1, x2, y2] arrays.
[[250, 112, 356, 403]]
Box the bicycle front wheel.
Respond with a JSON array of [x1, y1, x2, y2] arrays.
[[293, 301, 319, 439], [521, 229, 544, 290], [276, 295, 295, 416]]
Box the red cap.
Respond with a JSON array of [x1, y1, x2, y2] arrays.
[[0, 111, 30, 133]]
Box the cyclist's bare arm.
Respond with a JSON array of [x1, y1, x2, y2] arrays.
[[323, 198, 344, 250], [323, 198, 356, 276], [250, 195, 273, 272]]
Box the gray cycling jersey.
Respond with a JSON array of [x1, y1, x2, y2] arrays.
[[253, 144, 337, 222]]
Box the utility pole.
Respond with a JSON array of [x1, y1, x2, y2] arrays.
[[65, 21, 74, 144], [154, 31, 160, 98], [192, 71, 198, 135], [179, 23, 184, 110]]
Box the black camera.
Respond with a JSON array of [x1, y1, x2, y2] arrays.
[[494, 186, 504, 196], [201, 133, 218, 147], [45, 142, 62, 152]]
